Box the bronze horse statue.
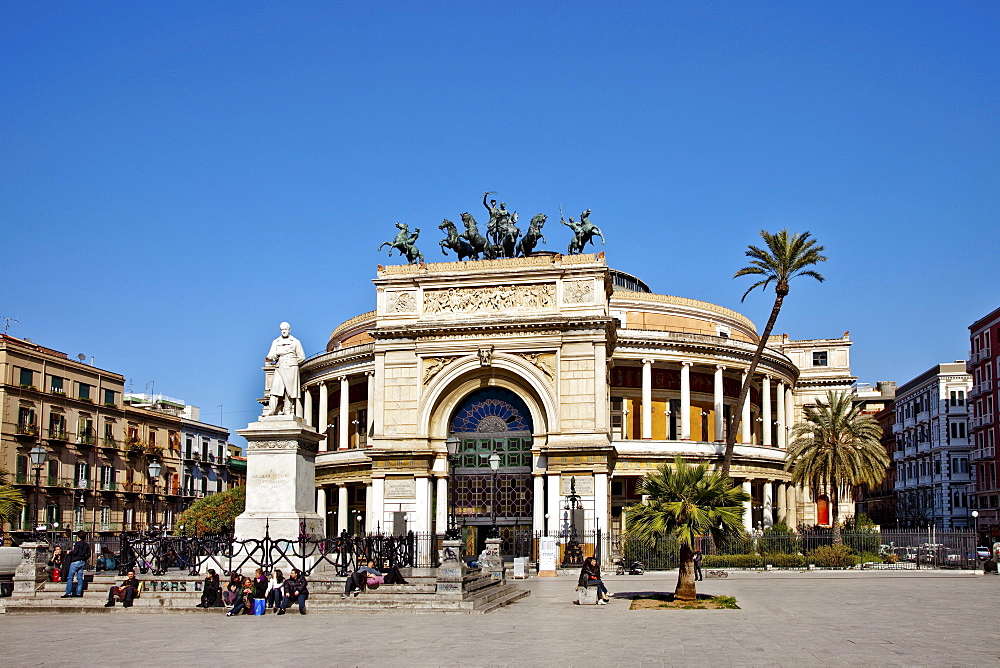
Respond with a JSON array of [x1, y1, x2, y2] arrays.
[[516, 213, 547, 257], [459, 212, 493, 259], [439, 218, 477, 261], [378, 222, 424, 264], [564, 209, 605, 255]]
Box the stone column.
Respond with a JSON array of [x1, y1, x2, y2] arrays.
[[641, 359, 653, 440], [762, 481, 773, 528], [547, 473, 561, 536], [741, 480, 754, 533], [762, 375, 772, 446], [785, 484, 797, 528], [776, 381, 786, 449], [234, 415, 325, 540], [714, 365, 725, 442], [741, 372, 752, 444], [303, 387, 314, 428], [533, 475, 545, 532], [436, 476, 449, 535], [680, 362, 692, 440], [415, 476, 430, 534], [318, 381, 329, 452], [777, 482, 788, 525], [368, 476, 385, 533], [316, 486, 326, 518], [337, 485, 349, 535], [594, 472, 609, 535], [785, 386, 794, 434], [13, 541, 49, 596], [339, 376, 350, 450], [366, 371, 375, 445]]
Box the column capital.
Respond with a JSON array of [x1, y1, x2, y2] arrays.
[[641, 358, 654, 366], [715, 364, 727, 371], [680, 361, 693, 368]]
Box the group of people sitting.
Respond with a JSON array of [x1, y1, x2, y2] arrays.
[[216, 567, 311, 616]]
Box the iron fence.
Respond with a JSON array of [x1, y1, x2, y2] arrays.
[[606, 529, 981, 570]]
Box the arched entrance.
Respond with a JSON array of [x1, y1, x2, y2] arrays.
[[450, 387, 533, 556]]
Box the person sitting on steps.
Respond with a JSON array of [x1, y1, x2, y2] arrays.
[[343, 560, 382, 598], [105, 570, 140, 608], [278, 568, 308, 615], [197, 569, 221, 608]]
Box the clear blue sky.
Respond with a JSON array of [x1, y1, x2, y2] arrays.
[[3, 2, 998, 448]]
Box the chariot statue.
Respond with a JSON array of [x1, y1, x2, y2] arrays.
[[378, 222, 424, 264]]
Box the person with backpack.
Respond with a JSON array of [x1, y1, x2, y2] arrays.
[[60, 531, 90, 598]]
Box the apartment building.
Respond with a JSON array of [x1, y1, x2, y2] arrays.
[[892, 362, 973, 530], [1, 334, 230, 539], [968, 307, 1000, 544]]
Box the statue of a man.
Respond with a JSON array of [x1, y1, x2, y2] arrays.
[[265, 321, 305, 416]]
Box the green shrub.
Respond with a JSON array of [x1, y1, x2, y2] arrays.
[[702, 554, 764, 569], [763, 553, 808, 568], [761, 524, 801, 554], [175, 486, 245, 536], [808, 544, 860, 568]]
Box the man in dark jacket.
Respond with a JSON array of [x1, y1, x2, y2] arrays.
[[278, 568, 308, 615], [104, 571, 140, 607], [61, 531, 90, 598]]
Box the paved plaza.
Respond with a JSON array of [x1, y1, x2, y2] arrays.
[[2, 570, 997, 666]]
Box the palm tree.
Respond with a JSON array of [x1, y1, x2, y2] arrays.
[[721, 229, 827, 477], [0, 466, 26, 532], [626, 457, 749, 601], [784, 391, 889, 544]]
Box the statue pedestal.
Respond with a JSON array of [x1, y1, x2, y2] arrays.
[[479, 537, 504, 583], [436, 539, 466, 597], [13, 541, 49, 596], [234, 415, 325, 540]]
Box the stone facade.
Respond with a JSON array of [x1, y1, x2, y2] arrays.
[[291, 254, 859, 550]]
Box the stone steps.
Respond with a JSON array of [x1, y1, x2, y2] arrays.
[[6, 570, 529, 615]]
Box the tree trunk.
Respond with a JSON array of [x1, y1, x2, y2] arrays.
[[721, 292, 786, 477], [674, 542, 697, 601], [831, 486, 842, 545]]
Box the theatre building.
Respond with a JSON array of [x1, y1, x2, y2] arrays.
[[297, 253, 850, 552]]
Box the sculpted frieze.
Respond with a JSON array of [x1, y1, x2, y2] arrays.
[[246, 439, 318, 453], [386, 291, 417, 314], [563, 280, 594, 305], [423, 284, 555, 315], [422, 356, 460, 384], [517, 352, 555, 379]]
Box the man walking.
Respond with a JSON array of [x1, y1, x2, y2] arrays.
[[60, 531, 90, 598], [693, 549, 704, 582]]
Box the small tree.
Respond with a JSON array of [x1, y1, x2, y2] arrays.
[[175, 486, 245, 536], [626, 458, 749, 601], [0, 467, 25, 533]]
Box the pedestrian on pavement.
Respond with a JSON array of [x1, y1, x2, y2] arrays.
[[61, 531, 90, 598], [577, 556, 612, 604], [693, 550, 704, 581], [104, 570, 140, 608], [278, 568, 308, 615]]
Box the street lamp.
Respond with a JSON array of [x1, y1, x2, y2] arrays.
[[445, 435, 460, 539], [972, 510, 980, 545], [28, 445, 47, 541], [147, 459, 161, 535], [488, 452, 501, 539]]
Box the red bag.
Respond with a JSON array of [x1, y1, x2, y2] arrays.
[[51, 568, 61, 583]]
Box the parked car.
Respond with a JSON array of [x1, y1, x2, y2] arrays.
[[976, 546, 991, 561]]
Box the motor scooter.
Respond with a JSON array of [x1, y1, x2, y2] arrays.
[[615, 559, 644, 575]]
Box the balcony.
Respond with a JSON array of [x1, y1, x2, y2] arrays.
[[14, 423, 38, 439], [76, 432, 97, 447], [72, 477, 89, 490], [892, 423, 904, 434], [122, 481, 145, 493], [101, 437, 119, 453], [46, 428, 69, 443], [916, 410, 930, 424], [97, 480, 117, 492]]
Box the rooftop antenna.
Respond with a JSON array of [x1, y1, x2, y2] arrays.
[[1, 316, 17, 335]]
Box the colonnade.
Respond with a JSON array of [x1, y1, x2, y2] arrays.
[[738, 479, 799, 532], [635, 359, 794, 446], [300, 370, 374, 452]]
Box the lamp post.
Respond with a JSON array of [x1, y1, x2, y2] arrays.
[[28, 444, 47, 540], [488, 452, 501, 539], [147, 459, 161, 535], [445, 435, 460, 539], [972, 510, 980, 545]]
